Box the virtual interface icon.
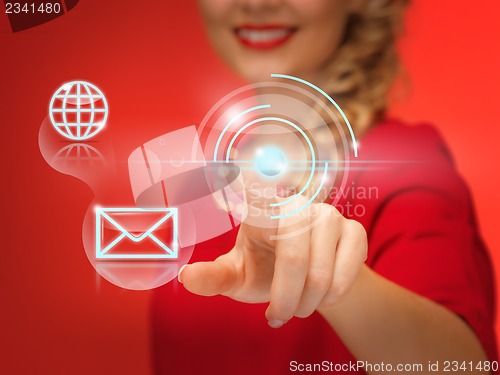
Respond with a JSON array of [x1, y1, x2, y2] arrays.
[[199, 74, 358, 226], [40, 74, 357, 289], [95, 207, 178, 259], [129, 126, 246, 247], [49, 80, 108, 141]]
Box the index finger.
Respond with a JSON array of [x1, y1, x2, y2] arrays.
[[266, 201, 311, 327]]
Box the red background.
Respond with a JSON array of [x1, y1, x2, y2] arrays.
[[1, 1, 499, 373]]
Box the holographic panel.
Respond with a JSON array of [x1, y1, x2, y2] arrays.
[[198, 74, 357, 234], [129, 127, 245, 246]]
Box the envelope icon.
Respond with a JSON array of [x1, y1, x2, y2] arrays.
[[95, 207, 178, 259]]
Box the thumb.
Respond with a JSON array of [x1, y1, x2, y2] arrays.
[[178, 258, 238, 297]]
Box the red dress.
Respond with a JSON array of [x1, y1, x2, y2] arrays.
[[151, 119, 497, 374]]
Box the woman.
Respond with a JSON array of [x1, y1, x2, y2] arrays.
[[152, 1, 497, 373]]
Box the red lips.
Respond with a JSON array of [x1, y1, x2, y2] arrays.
[[234, 25, 297, 50]]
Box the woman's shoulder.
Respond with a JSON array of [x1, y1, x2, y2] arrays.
[[359, 117, 454, 164], [343, 117, 473, 227], [355, 117, 462, 189]]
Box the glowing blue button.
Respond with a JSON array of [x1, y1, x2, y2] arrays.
[[255, 146, 286, 177]]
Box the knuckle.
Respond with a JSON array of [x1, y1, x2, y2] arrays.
[[321, 293, 340, 307], [316, 203, 342, 221], [329, 280, 348, 298], [304, 269, 331, 292], [345, 219, 368, 261], [360, 241, 368, 261], [281, 250, 308, 268], [310, 204, 344, 236], [345, 219, 366, 237]]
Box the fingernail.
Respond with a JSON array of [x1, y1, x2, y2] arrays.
[[178, 264, 188, 283], [268, 319, 286, 329]]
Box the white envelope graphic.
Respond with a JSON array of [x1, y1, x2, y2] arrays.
[[95, 207, 178, 259]]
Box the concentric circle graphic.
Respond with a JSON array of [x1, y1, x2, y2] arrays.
[[197, 74, 358, 234]]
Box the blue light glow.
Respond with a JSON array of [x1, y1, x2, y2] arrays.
[[255, 146, 286, 178], [224, 116, 316, 208]]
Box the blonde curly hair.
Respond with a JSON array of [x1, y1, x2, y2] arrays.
[[326, 0, 410, 135]]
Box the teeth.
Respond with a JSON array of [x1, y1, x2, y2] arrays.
[[237, 29, 292, 42]]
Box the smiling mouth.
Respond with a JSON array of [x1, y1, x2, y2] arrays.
[[234, 25, 297, 50]]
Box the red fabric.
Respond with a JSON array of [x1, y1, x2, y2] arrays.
[[150, 119, 497, 374]]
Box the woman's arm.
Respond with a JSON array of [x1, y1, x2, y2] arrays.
[[318, 265, 489, 374], [180, 202, 490, 374]]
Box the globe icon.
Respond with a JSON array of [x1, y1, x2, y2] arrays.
[[49, 80, 108, 140]]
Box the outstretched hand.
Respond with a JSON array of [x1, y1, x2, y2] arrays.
[[178, 203, 367, 328]]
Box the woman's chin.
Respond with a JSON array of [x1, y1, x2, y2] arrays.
[[232, 63, 295, 83]]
